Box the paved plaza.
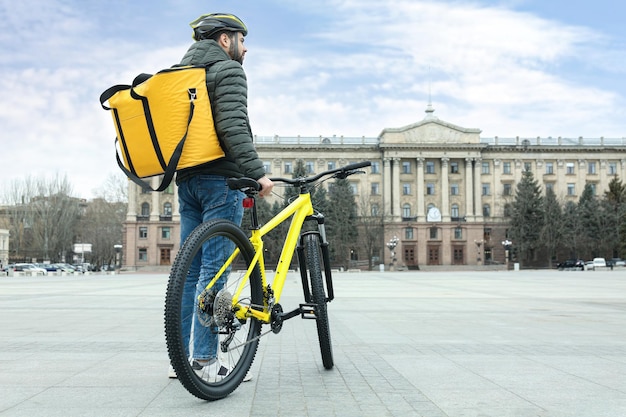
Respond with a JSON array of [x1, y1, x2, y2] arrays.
[[0, 269, 625, 417]]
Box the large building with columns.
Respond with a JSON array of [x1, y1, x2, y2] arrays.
[[121, 106, 626, 270]]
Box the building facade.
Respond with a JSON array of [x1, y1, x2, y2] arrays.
[[122, 107, 626, 270]]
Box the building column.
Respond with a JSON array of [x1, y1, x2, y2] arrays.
[[577, 159, 587, 195], [465, 158, 474, 219], [150, 177, 160, 221], [126, 181, 137, 221], [416, 158, 425, 221], [392, 158, 401, 221], [172, 183, 180, 222], [383, 158, 392, 218], [441, 157, 450, 221], [473, 158, 483, 221]]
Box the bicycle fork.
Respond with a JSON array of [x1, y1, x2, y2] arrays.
[[296, 213, 335, 305]]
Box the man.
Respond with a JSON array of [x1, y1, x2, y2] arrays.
[[171, 13, 273, 380]]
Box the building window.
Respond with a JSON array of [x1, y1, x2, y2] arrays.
[[588, 162, 597, 174], [450, 162, 459, 174], [567, 183, 576, 195], [163, 202, 172, 216], [402, 204, 411, 218], [482, 183, 490, 196], [454, 227, 463, 239], [371, 204, 379, 217], [503, 162, 511, 174], [402, 183, 411, 195], [139, 227, 148, 239], [405, 227, 414, 240], [371, 182, 380, 195], [545, 162, 554, 175], [284, 162, 292, 174], [546, 183, 554, 193], [349, 183, 358, 195], [306, 161, 315, 174], [503, 183, 512, 196], [141, 187, 152, 194], [164, 184, 174, 194], [481, 161, 490, 174], [161, 227, 171, 239], [371, 161, 380, 174], [609, 162, 617, 175], [483, 204, 491, 217], [429, 227, 438, 239], [566, 162, 575, 175], [327, 161, 336, 170], [138, 248, 148, 262], [524, 162, 532, 172], [426, 161, 435, 174], [141, 203, 150, 216], [504, 203, 512, 217], [263, 162, 271, 173], [426, 183, 435, 195], [451, 204, 459, 218], [450, 183, 459, 195], [402, 161, 411, 174]]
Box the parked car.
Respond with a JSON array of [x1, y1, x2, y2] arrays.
[[611, 258, 625, 267], [589, 258, 607, 270], [55, 263, 76, 273], [36, 263, 60, 273], [556, 259, 584, 271], [14, 263, 48, 275]]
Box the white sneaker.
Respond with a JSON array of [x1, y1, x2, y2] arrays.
[[168, 365, 177, 379], [243, 370, 253, 382], [192, 359, 231, 382]]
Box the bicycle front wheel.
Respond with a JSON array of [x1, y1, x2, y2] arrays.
[[304, 233, 334, 369], [164, 219, 263, 400]]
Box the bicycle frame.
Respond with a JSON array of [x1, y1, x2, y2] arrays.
[[203, 190, 315, 324]]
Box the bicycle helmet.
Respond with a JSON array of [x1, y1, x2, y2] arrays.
[[190, 13, 248, 41]]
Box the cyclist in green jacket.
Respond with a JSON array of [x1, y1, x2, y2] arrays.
[[172, 13, 273, 381]]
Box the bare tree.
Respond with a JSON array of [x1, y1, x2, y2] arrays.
[[357, 195, 384, 270], [2, 174, 82, 262]]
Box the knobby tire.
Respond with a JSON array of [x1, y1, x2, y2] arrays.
[[164, 219, 263, 400], [304, 233, 334, 369]]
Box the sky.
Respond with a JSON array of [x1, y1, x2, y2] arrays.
[[1, 0, 625, 199]]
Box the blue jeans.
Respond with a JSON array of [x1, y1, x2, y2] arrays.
[[177, 175, 244, 360]]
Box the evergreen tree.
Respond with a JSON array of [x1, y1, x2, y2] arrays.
[[326, 177, 357, 270], [604, 176, 626, 258], [508, 169, 544, 266], [578, 183, 602, 258], [540, 187, 562, 268], [561, 201, 581, 259]]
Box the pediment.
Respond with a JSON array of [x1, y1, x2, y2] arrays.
[[380, 117, 481, 145]]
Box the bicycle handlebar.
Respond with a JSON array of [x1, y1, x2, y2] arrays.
[[269, 161, 372, 186]]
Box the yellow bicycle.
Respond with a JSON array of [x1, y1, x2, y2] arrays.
[[164, 161, 371, 400]]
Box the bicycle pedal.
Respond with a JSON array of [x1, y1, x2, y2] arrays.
[[299, 303, 317, 319]]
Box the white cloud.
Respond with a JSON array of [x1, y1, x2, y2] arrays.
[[1, 0, 624, 199]]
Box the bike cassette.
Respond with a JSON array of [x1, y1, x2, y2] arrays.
[[213, 289, 234, 327]]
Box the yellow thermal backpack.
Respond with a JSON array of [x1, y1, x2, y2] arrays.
[[99, 65, 224, 191]]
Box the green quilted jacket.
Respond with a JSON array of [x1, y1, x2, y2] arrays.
[[175, 39, 265, 183]]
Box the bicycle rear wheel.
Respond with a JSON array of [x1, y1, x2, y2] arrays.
[[164, 219, 263, 400], [303, 233, 334, 369]]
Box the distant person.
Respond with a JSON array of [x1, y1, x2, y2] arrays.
[[170, 13, 273, 381]]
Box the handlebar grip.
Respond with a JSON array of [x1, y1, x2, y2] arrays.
[[342, 161, 372, 171]]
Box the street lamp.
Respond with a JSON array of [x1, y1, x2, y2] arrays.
[[501, 239, 512, 269], [386, 235, 399, 271]]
